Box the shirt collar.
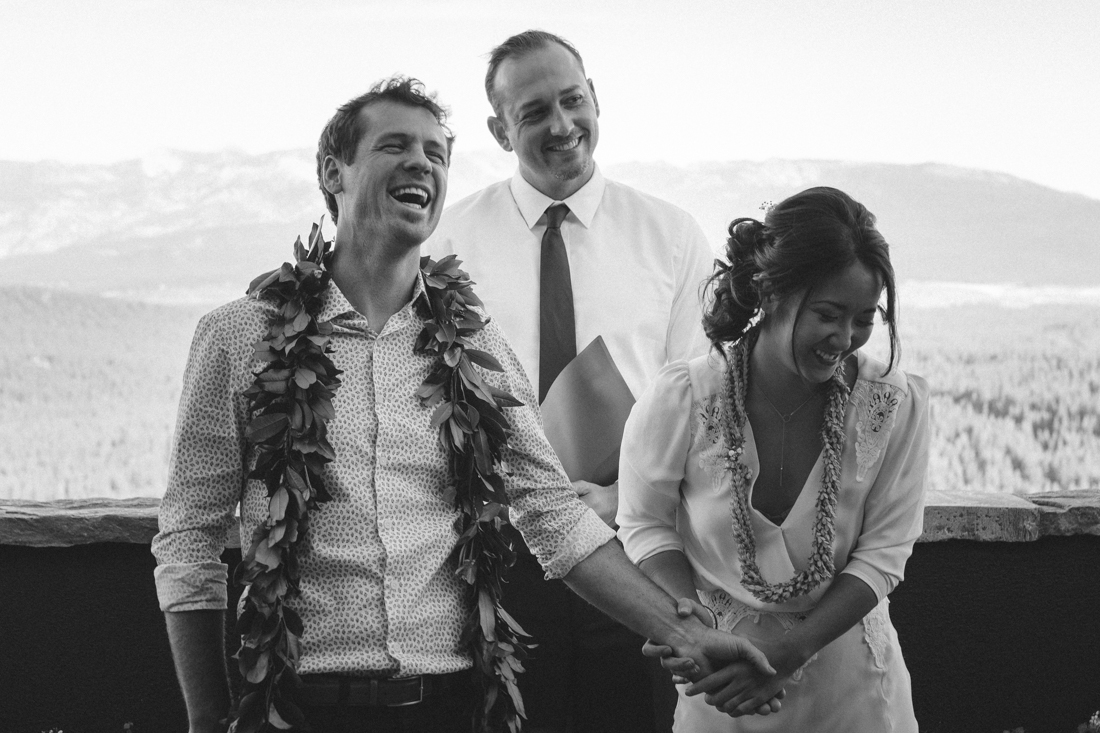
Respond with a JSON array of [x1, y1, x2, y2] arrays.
[[316, 268, 428, 323], [509, 163, 605, 230]]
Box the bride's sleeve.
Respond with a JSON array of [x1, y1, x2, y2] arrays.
[[616, 360, 694, 565], [841, 374, 932, 601]]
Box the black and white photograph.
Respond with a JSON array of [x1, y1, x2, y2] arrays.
[[1, 1, 1098, 732]]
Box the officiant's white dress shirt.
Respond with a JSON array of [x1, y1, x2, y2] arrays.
[[425, 165, 714, 399]]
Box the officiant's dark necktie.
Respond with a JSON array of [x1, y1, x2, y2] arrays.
[[539, 203, 575, 404]]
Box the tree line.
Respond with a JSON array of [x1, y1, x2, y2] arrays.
[[2, 288, 1097, 500]]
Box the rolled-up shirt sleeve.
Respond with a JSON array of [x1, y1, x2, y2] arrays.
[[152, 309, 248, 612], [486, 323, 615, 580], [616, 361, 694, 564], [840, 374, 932, 601]]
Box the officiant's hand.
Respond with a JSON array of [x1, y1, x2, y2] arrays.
[[574, 480, 618, 527]]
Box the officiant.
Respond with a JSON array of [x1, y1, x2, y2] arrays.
[[425, 30, 714, 733]]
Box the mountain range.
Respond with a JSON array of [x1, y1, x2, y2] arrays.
[[2, 149, 1098, 304]]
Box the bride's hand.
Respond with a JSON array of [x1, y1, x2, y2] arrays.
[[686, 658, 787, 717]]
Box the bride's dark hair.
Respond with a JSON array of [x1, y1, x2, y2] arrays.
[[703, 186, 900, 371]]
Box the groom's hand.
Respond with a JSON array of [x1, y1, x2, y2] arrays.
[[643, 598, 785, 715], [687, 658, 787, 717]]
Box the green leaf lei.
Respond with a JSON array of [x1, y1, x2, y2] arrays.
[[231, 223, 532, 733], [722, 328, 850, 604]]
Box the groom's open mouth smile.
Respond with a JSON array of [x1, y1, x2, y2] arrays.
[[390, 185, 432, 210]]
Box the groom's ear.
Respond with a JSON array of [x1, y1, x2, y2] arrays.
[[321, 155, 343, 195]]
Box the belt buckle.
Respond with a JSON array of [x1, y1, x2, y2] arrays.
[[389, 675, 424, 707]]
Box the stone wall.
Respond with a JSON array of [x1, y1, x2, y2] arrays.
[[1, 491, 1098, 733]]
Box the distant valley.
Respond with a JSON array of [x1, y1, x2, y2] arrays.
[[2, 152, 1098, 501], [2, 151, 1098, 306]]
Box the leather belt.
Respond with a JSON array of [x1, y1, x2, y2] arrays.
[[299, 671, 468, 707]]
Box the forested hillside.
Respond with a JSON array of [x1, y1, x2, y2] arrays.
[[1, 287, 1097, 500], [896, 305, 1100, 493], [0, 287, 207, 500]]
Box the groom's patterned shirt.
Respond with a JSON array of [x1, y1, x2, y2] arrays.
[[152, 274, 613, 676]]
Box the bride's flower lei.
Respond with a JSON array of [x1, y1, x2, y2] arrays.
[[722, 328, 850, 604], [231, 222, 531, 733]]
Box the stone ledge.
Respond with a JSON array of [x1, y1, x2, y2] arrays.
[[911, 490, 1100, 542], [1029, 490, 1100, 537], [919, 490, 1041, 542], [0, 498, 240, 549], [2, 491, 1099, 547]]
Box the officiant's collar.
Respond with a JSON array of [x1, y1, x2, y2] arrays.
[[510, 164, 605, 230]]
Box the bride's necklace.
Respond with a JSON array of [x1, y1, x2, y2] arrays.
[[753, 380, 823, 499], [723, 329, 850, 604]]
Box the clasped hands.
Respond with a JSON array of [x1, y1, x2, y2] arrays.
[[645, 598, 789, 718], [574, 481, 787, 715]]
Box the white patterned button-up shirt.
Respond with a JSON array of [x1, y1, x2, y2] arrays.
[[152, 274, 614, 676]]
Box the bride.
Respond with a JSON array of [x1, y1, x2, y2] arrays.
[[618, 187, 930, 731]]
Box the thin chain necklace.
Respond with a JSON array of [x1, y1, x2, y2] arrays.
[[754, 380, 824, 498]]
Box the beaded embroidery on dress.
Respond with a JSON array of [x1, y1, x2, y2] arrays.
[[698, 587, 820, 680], [699, 588, 807, 633], [861, 597, 892, 670], [692, 393, 728, 485], [852, 380, 904, 482]]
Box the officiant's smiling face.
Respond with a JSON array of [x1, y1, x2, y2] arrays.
[[487, 41, 600, 201]]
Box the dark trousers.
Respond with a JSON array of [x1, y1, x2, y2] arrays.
[[502, 536, 677, 733]]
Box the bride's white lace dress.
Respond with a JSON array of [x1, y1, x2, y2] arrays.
[[618, 350, 931, 733]]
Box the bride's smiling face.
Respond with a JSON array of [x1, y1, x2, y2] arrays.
[[760, 260, 883, 384]]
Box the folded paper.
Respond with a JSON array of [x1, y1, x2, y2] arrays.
[[539, 336, 636, 485]]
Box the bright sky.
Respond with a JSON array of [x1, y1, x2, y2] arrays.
[[4, 0, 1099, 199]]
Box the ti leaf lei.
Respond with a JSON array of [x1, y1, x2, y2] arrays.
[[231, 222, 532, 733]]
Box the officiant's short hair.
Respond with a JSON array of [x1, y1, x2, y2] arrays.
[[485, 30, 587, 118]]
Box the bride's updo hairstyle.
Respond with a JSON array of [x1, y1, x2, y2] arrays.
[[703, 186, 900, 372]]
